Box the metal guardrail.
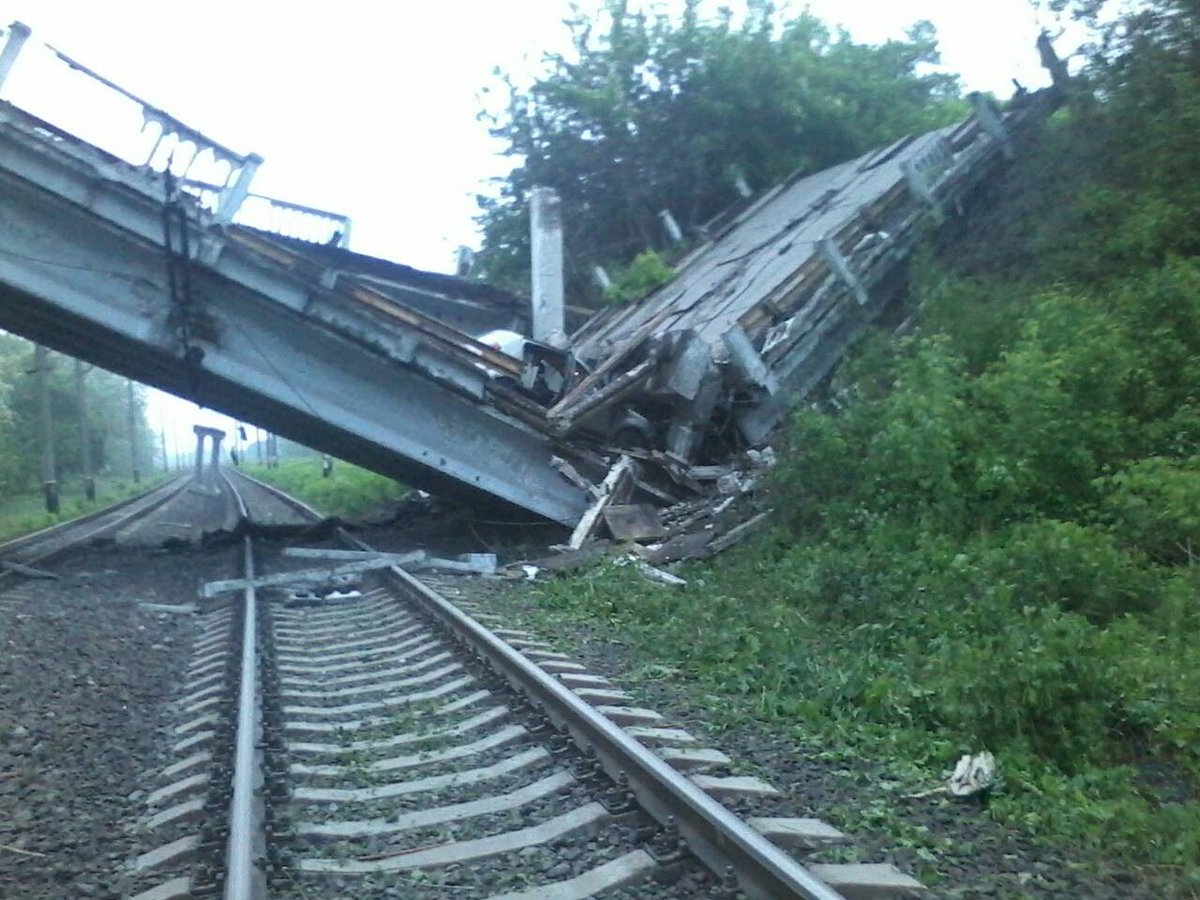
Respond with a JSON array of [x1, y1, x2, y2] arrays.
[[181, 179, 352, 248], [0, 20, 349, 245]]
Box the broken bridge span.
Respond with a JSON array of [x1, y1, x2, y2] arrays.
[[0, 21, 1061, 527]]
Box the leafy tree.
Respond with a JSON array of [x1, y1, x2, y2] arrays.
[[603, 249, 674, 303], [948, 0, 1200, 285], [476, 0, 964, 301], [0, 334, 158, 498]]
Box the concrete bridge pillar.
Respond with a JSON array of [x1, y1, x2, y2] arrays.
[[192, 426, 207, 482], [209, 433, 224, 482], [191, 424, 226, 490]]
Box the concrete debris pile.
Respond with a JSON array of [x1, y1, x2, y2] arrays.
[[560, 90, 1058, 460], [539, 87, 1060, 552], [0, 18, 1067, 535], [520, 448, 777, 574]]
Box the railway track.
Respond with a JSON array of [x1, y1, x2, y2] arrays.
[[0, 475, 190, 576], [0, 468, 926, 900]]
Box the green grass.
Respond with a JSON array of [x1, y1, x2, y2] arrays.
[[506, 255, 1200, 892], [242, 458, 407, 519], [521, 548, 1200, 890], [0, 473, 171, 543]]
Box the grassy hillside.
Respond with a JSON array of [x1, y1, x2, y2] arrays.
[[518, 4, 1200, 890], [0, 474, 171, 543], [242, 458, 407, 520]]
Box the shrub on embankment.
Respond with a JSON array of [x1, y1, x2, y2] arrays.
[[243, 458, 407, 520], [532, 255, 1200, 877], [528, 0, 1200, 877]]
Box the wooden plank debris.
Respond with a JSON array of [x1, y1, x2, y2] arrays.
[[421, 554, 498, 576], [603, 504, 666, 542], [201, 554, 424, 597], [705, 510, 773, 555], [568, 456, 634, 550]]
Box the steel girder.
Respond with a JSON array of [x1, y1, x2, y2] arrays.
[[0, 107, 591, 525]]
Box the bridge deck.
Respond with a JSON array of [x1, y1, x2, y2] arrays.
[[0, 98, 599, 524], [0, 20, 1061, 527]]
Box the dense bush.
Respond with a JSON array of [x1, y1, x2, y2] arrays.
[[1100, 456, 1200, 563], [243, 458, 406, 519], [526, 0, 1200, 882], [603, 250, 676, 303]]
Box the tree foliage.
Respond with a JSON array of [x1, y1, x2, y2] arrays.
[[476, 0, 964, 300], [0, 334, 158, 499], [522, 0, 1200, 882], [748, 0, 1200, 871]]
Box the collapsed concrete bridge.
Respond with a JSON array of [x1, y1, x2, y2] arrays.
[[0, 21, 1062, 527]]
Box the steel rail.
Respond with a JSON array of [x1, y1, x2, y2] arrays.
[[383, 565, 846, 900], [0, 474, 189, 563], [224, 466, 325, 522], [221, 475, 265, 900], [224, 467, 845, 899]]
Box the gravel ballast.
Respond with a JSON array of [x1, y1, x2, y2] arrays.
[[442, 569, 1162, 900], [0, 542, 239, 899]]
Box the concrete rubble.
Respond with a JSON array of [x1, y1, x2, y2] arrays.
[[522, 85, 1062, 561], [0, 20, 1067, 548]]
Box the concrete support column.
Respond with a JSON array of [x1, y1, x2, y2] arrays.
[[35, 344, 58, 514], [192, 426, 207, 483], [192, 425, 226, 489], [530, 186, 565, 347], [659, 209, 684, 244], [210, 433, 223, 482], [0, 21, 31, 94]]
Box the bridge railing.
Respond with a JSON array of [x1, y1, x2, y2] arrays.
[[180, 180, 352, 248], [0, 21, 349, 246]]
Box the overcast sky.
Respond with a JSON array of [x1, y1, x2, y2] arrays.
[[0, 0, 1074, 454]]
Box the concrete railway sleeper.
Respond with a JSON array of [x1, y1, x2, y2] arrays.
[[0, 469, 926, 899]]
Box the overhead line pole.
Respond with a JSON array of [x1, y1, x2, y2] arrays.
[[74, 358, 95, 501], [35, 344, 59, 514], [126, 378, 141, 484]]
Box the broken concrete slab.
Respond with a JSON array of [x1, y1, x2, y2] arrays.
[[569, 456, 634, 550], [419, 554, 498, 576], [603, 503, 666, 541], [808, 863, 926, 898]]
